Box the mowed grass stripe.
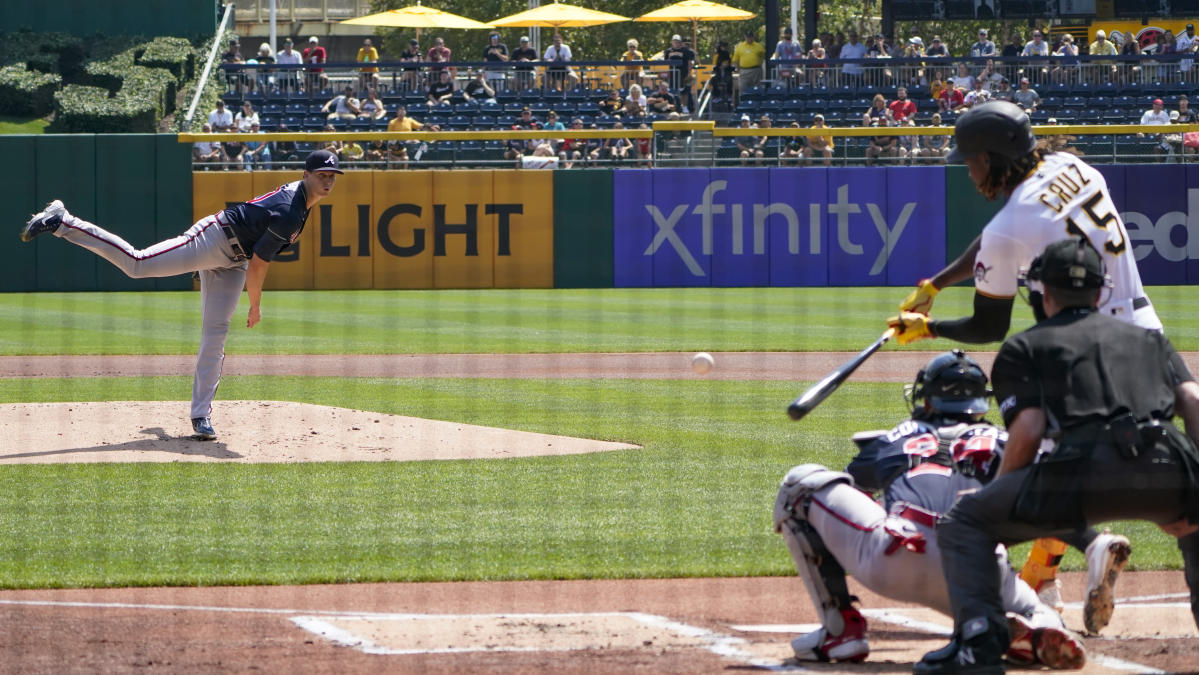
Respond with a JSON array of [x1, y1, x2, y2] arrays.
[[0, 375, 1181, 588]]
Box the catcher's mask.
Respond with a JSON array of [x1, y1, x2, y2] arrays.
[[1018, 237, 1111, 319], [905, 349, 990, 418]]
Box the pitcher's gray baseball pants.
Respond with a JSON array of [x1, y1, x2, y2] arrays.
[[54, 214, 249, 420]]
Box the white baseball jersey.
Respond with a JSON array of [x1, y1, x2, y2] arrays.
[[974, 151, 1162, 331]]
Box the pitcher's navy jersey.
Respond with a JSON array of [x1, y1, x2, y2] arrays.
[[220, 180, 312, 261]]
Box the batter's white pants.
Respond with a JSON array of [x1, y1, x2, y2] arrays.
[[55, 214, 249, 420], [782, 481, 1041, 620]]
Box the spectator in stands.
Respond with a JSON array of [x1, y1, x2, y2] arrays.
[[243, 122, 272, 171], [600, 89, 623, 116], [898, 117, 920, 163], [781, 122, 804, 165], [1088, 30, 1118, 82], [340, 138, 365, 167], [512, 36, 538, 92], [357, 38, 380, 92], [929, 69, 946, 102], [938, 84, 967, 113], [464, 70, 497, 104], [647, 80, 678, 114], [400, 38, 423, 92], [274, 123, 300, 165], [865, 93, 889, 125], [505, 107, 541, 163], [255, 43, 276, 93], [208, 99, 234, 132], [222, 37, 246, 93], [803, 114, 834, 166], [426, 69, 456, 106], [970, 28, 996, 58], [866, 126, 903, 165], [427, 36, 452, 74], [734, 30, 767, 100], [865, 33, 885, 58], [739, 115, 771, 165], [635, 122, 652, 167], [1139, 97, 1173, 160], [1001, 30, 1023, 82], [1012, 76, 1040, 111], [621, 39, 646, 91], [319, 124, 342, 155], [604, 121, 633, 163], [773, 27, 803, 86], [1022, 29, 1050, 83], [623, 84, 648, 118], [222, 132, 246, 170], [991, 75, 1014, 101], [905, 36, 925, 58], [1154, 31, 1176, 81], [1177, 24, 1197, 77], [915, 112, 951, 163], [482, 33, 509, 91], [303, 36, 327, 94], [839, 30, 867, 85], [323, 86, 360, 121], [978, 59, 1005, 91], [1119, 33, 1142, 84], [888, 85, 917, 123], [924, 35, 949, 58], [386, 104, 434, 168], [364, 140, 385, 165], [234, 100, 259, 132], [665, 34, 697, 113], [963, 78, 991, 107], [950, 62, 974, 91], [192, 123, 225, 169], [543, 33, 578, 91], [560, 118, 588, 168], [275, 38, 302, 93], [806, 38, 828, 86], [544, 109, 566, 150], [1173, 96, 1196, 157], [1052, 33, 1081, 82], [359, 88, 386, 121], [735, 114, 756, 162]]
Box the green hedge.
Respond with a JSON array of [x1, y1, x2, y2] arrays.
[[51, 84, 156, 133], [138, 37, 195, 82], [0, 63, 61, 116]]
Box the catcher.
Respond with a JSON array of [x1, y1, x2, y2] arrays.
[[886, 100, 1149, 633], [773, 350, 1084, 668]]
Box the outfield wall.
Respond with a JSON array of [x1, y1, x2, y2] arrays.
[[4, 137, 1199, 291]]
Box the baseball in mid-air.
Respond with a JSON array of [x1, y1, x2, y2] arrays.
[[691, 352, 714, 375]]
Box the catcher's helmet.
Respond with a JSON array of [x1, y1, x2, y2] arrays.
[[946, 101, 1037, 163], [909, 350, 990, 417]]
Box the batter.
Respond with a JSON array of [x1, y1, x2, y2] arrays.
[[19, 149, 343, 440]]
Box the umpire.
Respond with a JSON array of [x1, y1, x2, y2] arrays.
[[915, 237, 1199, 673]]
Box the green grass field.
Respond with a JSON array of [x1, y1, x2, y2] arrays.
[[0, 116, 49, 134], [0, 287, 1193, 588]]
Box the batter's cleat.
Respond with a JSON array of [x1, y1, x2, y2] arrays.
[[1083, 530, 1131, 634], [21, 199, 67, 242], [790, 608, 869, 662], [191, 417, 216, 441], [914, 617, 1006, 674], [1037, 578, 1065, 614], [1005, 611, 1086, 670]]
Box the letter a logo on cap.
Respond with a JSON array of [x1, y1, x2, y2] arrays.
[[324, 154, 336, 166]]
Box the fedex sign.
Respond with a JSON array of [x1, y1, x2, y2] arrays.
[[613, 167, 946, 287]]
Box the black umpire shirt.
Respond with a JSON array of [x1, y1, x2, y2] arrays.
[[991, 309, 1191, 431]]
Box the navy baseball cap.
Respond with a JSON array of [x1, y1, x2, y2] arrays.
[[305, 149, 343, 174]]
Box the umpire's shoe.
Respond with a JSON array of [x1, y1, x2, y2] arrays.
[[1084, 530, 1131, 634], [914, 617, 1006, 674], [21, 199, 68, 242], [191, 417, 216, 441]]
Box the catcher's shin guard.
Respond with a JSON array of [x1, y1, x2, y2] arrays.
[[780, 516, 856, 636], [1020, 538, 1068, 596]]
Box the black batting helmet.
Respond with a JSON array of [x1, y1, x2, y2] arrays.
[[909, 350, 990, 418], [947, 101, 1037, 163]]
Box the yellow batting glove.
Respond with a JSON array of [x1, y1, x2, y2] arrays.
[[886, 312, 935, 345], [899, 278, 940, 314]]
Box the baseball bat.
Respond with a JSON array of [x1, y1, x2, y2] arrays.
[[787, 328, 896, 422]]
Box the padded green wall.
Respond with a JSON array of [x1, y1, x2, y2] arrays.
[[552, 170, 614, 288], [944, 165, 1004, 282], [0, 1, 215, 38]]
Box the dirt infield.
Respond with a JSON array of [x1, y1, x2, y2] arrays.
[[3, 351, 1198, 673]]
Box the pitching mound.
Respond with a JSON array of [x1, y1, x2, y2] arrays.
[[0, 401, 639, 464]]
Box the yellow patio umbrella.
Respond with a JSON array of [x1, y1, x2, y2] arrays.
[[340, 2, 493, 41], [634, 0, 754, 48], [490, 0, 630, 35]]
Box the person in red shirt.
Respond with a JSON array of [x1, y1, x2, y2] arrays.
[[938, 86, 966, 113], [302, 36, 327, 93], [888, 86, 917, 123]]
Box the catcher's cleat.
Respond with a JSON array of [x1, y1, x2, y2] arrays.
[[1005, 612, 1086, 670], [1084, 530, 1131, 634], [790, 607, 869, 663], [191, 417, 216, 441], [1037, 578, 1065, 614], [21, 199, 67, 242]]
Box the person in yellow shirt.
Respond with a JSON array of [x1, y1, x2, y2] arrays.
[[1088, 29, 1119, 81], [386, 104, 438, 167], [357, 38, 380, 92], [802, 113, 834, 166], [733, 30, 766, 100]]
